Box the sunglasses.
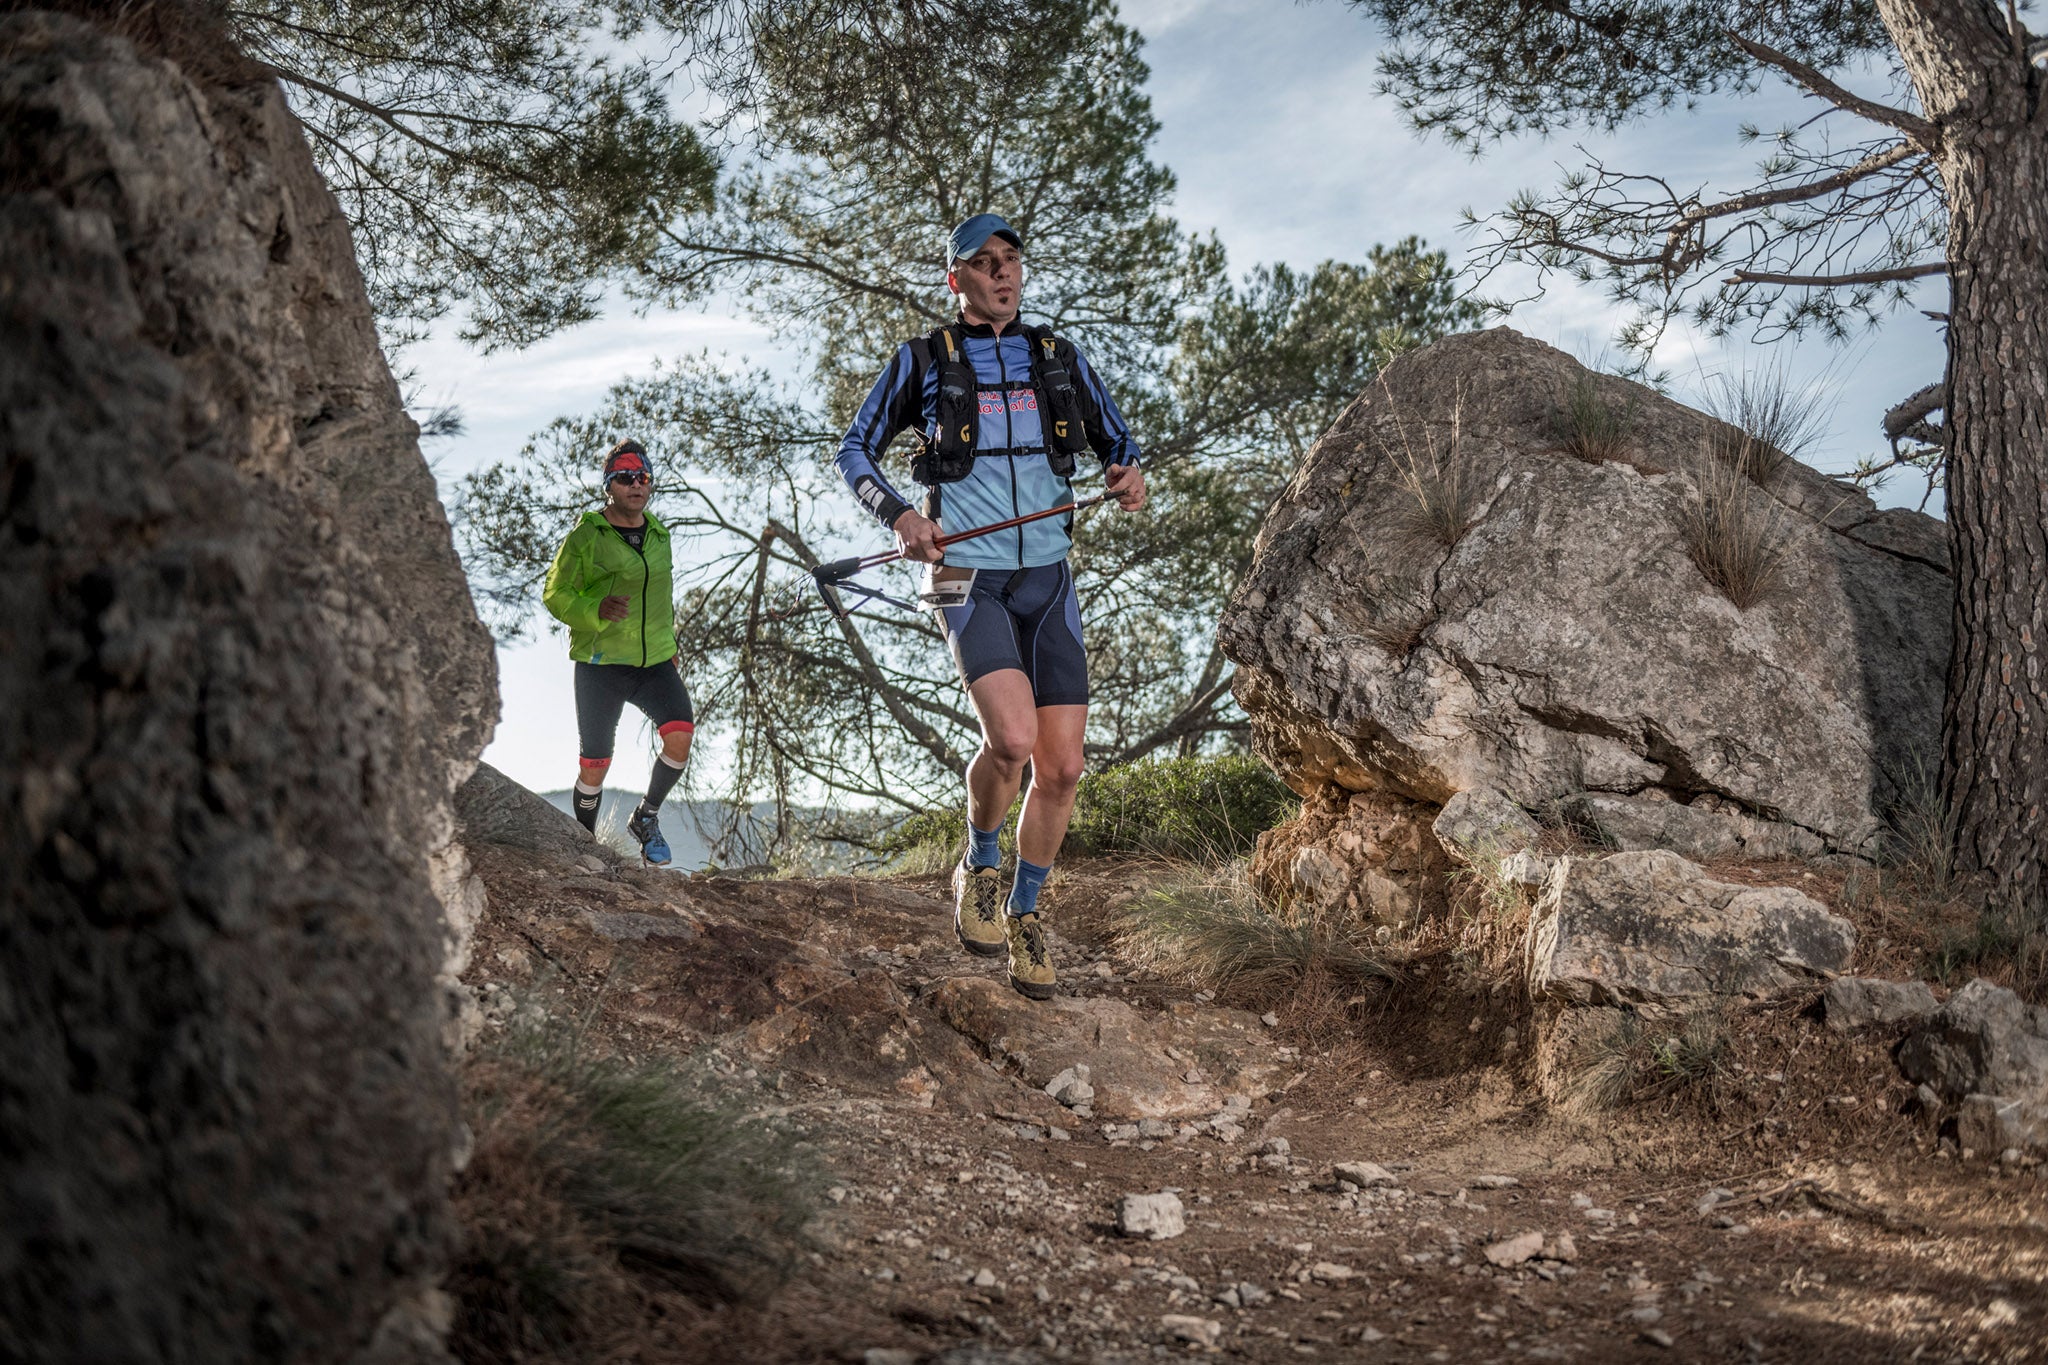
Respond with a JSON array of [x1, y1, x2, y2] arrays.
[[608, 471, 651, 487]]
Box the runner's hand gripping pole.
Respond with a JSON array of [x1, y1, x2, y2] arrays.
[[811, 493, 1111, 620]]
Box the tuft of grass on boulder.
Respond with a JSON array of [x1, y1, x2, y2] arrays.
[[448, 1014, 812, 1362]]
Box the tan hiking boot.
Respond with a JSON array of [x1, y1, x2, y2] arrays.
[[952, 862, 1006, 957], [1006, 912, 1056, 1000]]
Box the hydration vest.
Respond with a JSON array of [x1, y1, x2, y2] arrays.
[[906, 323, 1097, 486]]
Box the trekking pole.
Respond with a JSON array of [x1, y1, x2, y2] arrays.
[[806, 491, 1114, 618]]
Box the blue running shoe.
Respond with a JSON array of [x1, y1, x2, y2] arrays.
[[627, 803, 672, 866]]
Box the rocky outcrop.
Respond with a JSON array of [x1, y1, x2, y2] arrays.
[[1824, 976, 1940, 1033], [1527, 851, 1857, 1010], [1, 11, 494, 1363], [1221, 328, 1950, 888], [1249, 786, 1451, 925], [456, 760, 610, 867]]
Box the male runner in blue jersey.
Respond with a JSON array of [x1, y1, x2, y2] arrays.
[[836, 213, 1147, 1000]]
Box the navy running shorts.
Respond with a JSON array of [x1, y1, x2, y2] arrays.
[[574, 657, 694, 767], [933, 561, 1088, 707]]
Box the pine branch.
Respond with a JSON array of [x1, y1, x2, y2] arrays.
[[1725, 261, 1947, 286], [1728, 35, 1938, 148]]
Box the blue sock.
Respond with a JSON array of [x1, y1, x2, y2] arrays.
[[967, 818, 1003, 869], [1008, 857, 1052, 918]]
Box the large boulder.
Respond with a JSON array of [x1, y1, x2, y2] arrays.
[[1220, 328, 1949, 876], [1, 11, 494, 1363], [1897, 978, 2048, 1104], [1527, 851, 1857, 1010]]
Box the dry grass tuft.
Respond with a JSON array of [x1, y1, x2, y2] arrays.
[[449, 1014, 811, 1363], [1559, 1007, 1734, 1119], [1112, 861, 1400, 1006], [1555, 371, 1636, 463], [1701, 362, 1830, 487], [1375, 379, 1477, 547], [1677, 440, 1793, 609]]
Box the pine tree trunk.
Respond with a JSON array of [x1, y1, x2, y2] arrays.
[[1884, 0, 2048, 917]]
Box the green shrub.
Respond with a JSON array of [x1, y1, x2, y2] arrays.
[[1064, 754, 1297, 859], [449, 1015, 812, 1361], [877, 753, 1297, 868]]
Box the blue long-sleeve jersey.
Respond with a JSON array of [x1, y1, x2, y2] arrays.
[[835, 320, 1142, 569]]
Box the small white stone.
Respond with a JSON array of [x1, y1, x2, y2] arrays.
[[1117, 1192, 1187, 1240], [1159, 1315, 1223, 1348], [1483, 1231, 1544, 1267]]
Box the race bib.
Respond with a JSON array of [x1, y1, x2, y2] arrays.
[[919, 564, 976, 610]]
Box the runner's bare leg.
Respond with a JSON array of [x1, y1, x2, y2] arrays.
[[965, 669, 1038, 835], [1017, 703, 1086, 866]]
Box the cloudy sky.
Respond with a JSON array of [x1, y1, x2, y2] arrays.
[[410, 0, 1945, 796]]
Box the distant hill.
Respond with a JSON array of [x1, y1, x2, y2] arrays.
[[537, 789, 884, 872]]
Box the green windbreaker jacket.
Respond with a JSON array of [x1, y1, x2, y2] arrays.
[[543, 510, 679, 666]]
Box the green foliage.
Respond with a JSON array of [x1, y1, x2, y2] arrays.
[[1111, 861, 1398, 997], [456, 0, 1480, 827], [877, 754, 1297, 867], [1063, 755, 1299, 859], [233, 0, 1028, 346], [450, 1013, 811, 1358]]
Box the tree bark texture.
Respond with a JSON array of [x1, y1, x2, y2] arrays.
[[1882, 0, 2048, 916]]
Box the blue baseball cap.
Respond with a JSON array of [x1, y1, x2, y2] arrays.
[[947, 213, 1021, 264]]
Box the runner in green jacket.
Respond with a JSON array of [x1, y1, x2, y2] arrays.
[[542, 439, 692, 864]]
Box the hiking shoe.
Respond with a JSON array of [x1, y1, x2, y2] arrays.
[[1006, 912, 1056, 1000], [953, 862, 1006, 957], [627, 803, 672, 866]]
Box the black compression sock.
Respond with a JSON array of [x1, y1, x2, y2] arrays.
[[643, 754, 685, 810], [572, 784, 602, 833]]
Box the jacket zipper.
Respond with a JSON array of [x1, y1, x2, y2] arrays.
[[997, 335, 1023, 567], [611, 521, 652, 666]]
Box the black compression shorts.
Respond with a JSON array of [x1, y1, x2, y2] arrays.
[[933, 562, 1088, 707], [574, 657, 694, 767]]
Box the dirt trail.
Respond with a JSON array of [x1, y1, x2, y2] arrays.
[[461, 843, 2048, 1364]]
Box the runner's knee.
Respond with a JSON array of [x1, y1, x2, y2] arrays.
[[1032, 753, 1084, 799], [981, 726, 1036, 773], [658, 720, 694, 763]]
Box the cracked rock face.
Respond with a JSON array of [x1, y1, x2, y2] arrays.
[[2, 13, 493, 1362], [1219, 328, 1950, 862], [1527, 851, 1857, 1009]]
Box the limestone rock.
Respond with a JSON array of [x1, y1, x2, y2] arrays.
[[1333, 1161, 1399, 1187], [1957, 1094, 2048, 1156], [1898, 979, 2048, 1103], [1433, 787, 1543, 863], [1220, 329, 1949, 862], [1527, 851, 1856, 1009], [457, 761, 605, 867], [1824, 976, 1940, 1033], [1116, 1192, 1186, 1240], [1560, 792, 1826, 861], [2, 13, 493, 1361], [1484, 1231, 1544, 1267], [1250, 786, 1451, 924], [930, 977, 1290, 1119]]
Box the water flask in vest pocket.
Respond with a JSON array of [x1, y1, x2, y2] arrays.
[[919, 564, 975, 610]]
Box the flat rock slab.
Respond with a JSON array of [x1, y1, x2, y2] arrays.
[[1528, 850, 1856, 1009], [928, 977, 1294, 1120], [1825, 976, 1939, 1032]]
